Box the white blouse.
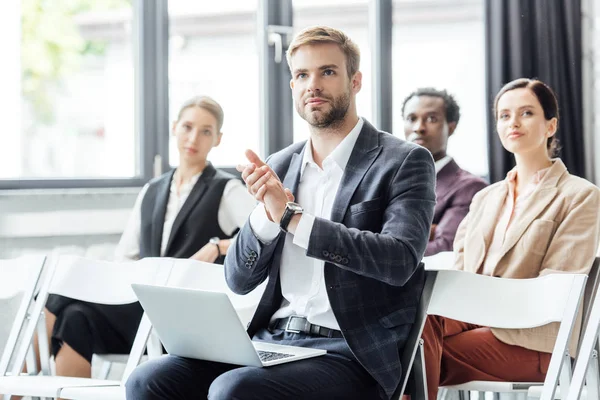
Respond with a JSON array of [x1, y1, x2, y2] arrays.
[[114, 172, 256, 261]]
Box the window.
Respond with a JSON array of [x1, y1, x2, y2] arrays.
[[1, 0, 136, 180], [392, 0, 488, 177], [167, 0, 259, 168], [291, 0, 371, 143]]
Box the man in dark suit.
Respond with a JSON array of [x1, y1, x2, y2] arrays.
[[402, 88, 487, 256], [126, 26, 435, 400]]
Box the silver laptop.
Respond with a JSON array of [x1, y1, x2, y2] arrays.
[[131, 284, 327, 367]]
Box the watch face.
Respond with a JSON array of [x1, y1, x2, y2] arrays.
[[209, 237, 220, 244], [286, 202, 303, 213]]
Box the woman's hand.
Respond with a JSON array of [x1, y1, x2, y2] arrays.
[[189, 239, 231, 263], [190, 242, 220, 263]]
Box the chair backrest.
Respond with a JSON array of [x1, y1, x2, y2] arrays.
[[7, 255, 175, 378], [0, 255, 46, 375], [423, 251, 455, 271], [427, 270, 586, 328], [392, 270, 437, 400], [48, 255, 175, 305]]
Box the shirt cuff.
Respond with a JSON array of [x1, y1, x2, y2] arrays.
[[292, 213, 315, 250], [249, 204, 281, 244]]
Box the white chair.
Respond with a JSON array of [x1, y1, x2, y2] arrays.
[[55, 258, 266, 400], [0, 255, 174, 399], [564, 284, 600, 400], [423, 251, 456, 271], [408, 270, 587, 400], [0, 255, 47, 377]]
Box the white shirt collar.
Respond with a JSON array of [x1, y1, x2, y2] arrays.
[[300, 117, 364, 176], [434, 155, 453, 174]]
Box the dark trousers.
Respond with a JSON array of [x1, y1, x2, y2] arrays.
[[125, 328, 379, 400]]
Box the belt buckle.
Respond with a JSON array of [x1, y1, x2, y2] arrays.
[[285, 315, 305, 334]]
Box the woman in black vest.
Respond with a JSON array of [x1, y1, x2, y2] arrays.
[[40, 96, 256, 379]]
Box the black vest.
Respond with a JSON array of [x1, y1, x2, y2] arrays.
[[139, 164, 237, 263]]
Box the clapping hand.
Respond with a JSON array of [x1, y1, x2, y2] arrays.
[[236, 149, 294, 223]]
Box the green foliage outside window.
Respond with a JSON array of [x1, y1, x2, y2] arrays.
[[21, 0, 130, 124]]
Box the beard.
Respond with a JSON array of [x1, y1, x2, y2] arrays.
[[296, 89, 351, 129]]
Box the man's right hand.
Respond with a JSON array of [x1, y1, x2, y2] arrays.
[[237, 149, 294, 223]]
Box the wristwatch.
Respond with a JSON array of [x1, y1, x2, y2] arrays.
[[209, 237, 221, 258], [279, 202, 303, 232]]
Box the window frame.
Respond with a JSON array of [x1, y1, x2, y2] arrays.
[[2, 0, 393, 189]]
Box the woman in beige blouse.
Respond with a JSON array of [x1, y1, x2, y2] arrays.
[[422, 78, 600, 399]]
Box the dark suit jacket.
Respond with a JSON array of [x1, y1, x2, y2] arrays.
[[425, 159, 487, 256], [224, 120, 436, 399]]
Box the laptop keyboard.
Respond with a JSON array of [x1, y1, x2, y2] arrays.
[[257, 350, 294, 362]]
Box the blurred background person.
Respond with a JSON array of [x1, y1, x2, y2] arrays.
[[402, 88, 487, 256], [36, 95, 255, 379]]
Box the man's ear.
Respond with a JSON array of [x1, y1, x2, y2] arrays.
[[352, 71, 362, 93], [171, 121, 178, 136], [290, 79, 294, 90], [448, 121, 457, 137]]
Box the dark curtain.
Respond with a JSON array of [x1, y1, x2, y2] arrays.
[[485, 0, 585, 183]]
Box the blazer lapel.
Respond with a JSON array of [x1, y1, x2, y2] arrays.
[[164, 164, 217, 254], [465, 184, 507, 273], [330, 121, 382, 224], [151, 170, 174, 256], [435, 160, 461, 200], [493, 159, 566, 268]]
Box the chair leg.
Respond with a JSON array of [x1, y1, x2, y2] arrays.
[[586, 349, 599, 400], [98, 360, 112, 380], [437, 387, 449, 400], [556, 352, 572, 398], [411, 339, 429, 400], [36, 312, 51, 376], [25, 345, 38, 376]]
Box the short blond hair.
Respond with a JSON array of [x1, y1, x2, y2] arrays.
[[176, 96, 224, 132], [286, 26, 360, 79]]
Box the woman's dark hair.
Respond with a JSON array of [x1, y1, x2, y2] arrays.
[[494, 78, 560, 157]]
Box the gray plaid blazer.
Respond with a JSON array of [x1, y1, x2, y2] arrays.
[[224, 120, 436, 399]]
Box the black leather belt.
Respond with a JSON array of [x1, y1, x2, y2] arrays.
[[272, 316, 343, 338]]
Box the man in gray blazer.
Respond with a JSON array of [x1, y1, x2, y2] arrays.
[[126, 26, 435, 400], [402, 88, 487, 256]]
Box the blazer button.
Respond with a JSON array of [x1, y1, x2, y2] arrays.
[[334, 255, 342, 262], [329, 254, 336, 260], [342, 257, 349, 264], [322, 250, 329, 257]]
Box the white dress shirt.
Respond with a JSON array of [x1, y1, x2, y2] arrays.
[[115, 171, 256, 261], [249, 118, 364, 330], [434, 155, 453, 174]]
